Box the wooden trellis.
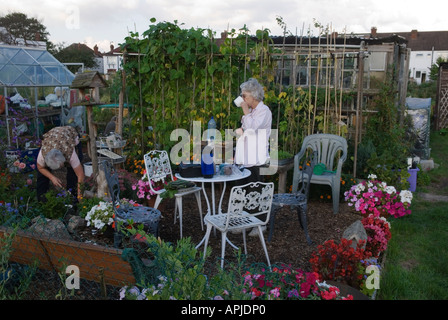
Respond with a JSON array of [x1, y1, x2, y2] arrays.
[[435, 62, 448, 130]]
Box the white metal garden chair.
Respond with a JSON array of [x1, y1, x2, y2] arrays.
[[293, 134, 347, 214], [143, 150, 203, 238], [202, 181, 274, 268]]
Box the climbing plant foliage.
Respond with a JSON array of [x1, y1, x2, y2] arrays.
[[120, 19, 276, 160], [118, 19, 345, 167]]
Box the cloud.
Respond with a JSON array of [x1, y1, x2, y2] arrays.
[[3, 0, 446, 53]]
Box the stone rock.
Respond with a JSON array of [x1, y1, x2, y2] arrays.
[[67, 215, 86, 233], [419, 159, 434, 172], [83, 190, 96, 199], [342, 220, 367, 250], [28, 217, 72, 240]]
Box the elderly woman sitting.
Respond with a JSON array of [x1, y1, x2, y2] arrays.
[[36, 126, 85, 203], [234, 78, 272, 183]]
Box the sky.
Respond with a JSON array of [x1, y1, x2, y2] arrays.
[[2, 0, 447, 52]]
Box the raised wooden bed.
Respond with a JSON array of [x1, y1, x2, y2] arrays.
[[0, 226, 136, 287]]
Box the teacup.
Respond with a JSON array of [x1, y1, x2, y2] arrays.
[[233, 96, 244, 107]]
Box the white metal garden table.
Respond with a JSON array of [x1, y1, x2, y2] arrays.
[[175, 168, 251, 248]]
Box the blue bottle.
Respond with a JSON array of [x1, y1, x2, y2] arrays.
[[202, 117, 216, 178], [201, 144, 214, 178]]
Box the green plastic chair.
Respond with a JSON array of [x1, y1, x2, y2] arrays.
[[292, 134, 348, 214]]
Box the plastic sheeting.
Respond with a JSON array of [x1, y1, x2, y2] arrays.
[[405, 97, 431, 159]]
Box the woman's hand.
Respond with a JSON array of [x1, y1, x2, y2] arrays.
[[241, 101, 251, 115], [50, 175, 63, 189]]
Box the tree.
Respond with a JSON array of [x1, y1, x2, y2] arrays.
[[0, 12, 53, 49], [53, 43, 99, 73], [429, 56, 448, 81]]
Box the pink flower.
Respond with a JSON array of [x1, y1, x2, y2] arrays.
[[344, 175, 412, 219], [269, 287, 281, 299]]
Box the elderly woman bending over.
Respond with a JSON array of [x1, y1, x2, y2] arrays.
[[36, 126, 85, 203]]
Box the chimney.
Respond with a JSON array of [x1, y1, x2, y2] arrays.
[[411, 29, 418, 40], [221, 31, 228, 40], [371, 27, 377, 38], [110, 44, 114, 52], [35, 32, 41, 41], [94, 45, 99, 55]]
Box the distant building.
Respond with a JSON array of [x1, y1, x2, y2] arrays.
[[62, 43, 103, 74], [0, 26, 46, 49], [357, 27, 448, 85], [99, 44, 122, 79], [58, 43, 122, 79]]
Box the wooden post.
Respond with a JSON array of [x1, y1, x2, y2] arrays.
[[117, 52, 126, 137], [71, 72, 108, 180], [86, 105, 98, 178], [353, 42, 365, 178]]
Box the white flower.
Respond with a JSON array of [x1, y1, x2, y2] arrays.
[[399, 190, 413, 204], [368, 174, 377, 180], [379, 216, 391, 228], [355, 183, 365, 193], [119, 286, 128, 300], [85, 201, 115, 232], [385, 186, 396, 194]]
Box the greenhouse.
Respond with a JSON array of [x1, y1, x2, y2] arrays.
[[0, 44, 77, 148]]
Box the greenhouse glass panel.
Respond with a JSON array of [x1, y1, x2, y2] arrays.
[[0, 64, 23, 85], [10, 50, 38, 65], [0, 45, 74, 87], [36, 51, 60, 64]]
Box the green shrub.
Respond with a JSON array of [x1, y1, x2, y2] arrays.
[[38, 189, 74, 220], [77, 196, 102, 218]]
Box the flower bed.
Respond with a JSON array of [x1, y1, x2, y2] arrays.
[[306, 173, 412, 298], [344, 174, 413, 218]]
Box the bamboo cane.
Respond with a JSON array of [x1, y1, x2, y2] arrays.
[[324, 27, 330, 133], [308, 25, 312, 136], [338, 28, 347, 136], [312, 25, 322, 134]]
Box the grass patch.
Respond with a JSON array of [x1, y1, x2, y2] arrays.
[[419, 131, 448, 195], [379, 201, 448, 299], [378, 130, 448, 300]]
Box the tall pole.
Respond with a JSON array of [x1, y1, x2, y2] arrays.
[[118, 51, 126, 137], [353, 42, 365, 178]]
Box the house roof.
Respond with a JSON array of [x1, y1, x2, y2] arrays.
[[359, 28, 448, 51], [102, 44, 123, 56], [270, 34, 407, 48]]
